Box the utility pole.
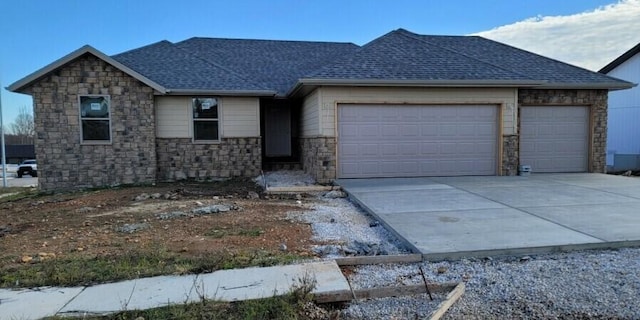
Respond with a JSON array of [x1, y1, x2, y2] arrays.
[[0, 84, 7, 188]]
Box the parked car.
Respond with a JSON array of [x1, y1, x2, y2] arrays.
[[17, 159, 37, 178]]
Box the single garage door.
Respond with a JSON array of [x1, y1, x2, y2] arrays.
[[520, 106, 589, 173], [338, 104, 498, 178]]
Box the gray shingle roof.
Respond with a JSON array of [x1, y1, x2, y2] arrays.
[[112, 41, 271, 93], [305, 29, 629, 88], [109, 29, 631, 96], [305, 29, 531, 81], [174, 37, 359, 96], [406, 30, 626, 85]]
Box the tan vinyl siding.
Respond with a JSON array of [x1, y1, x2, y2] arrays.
[[221, 97, 260, 137], [301, 89, 321, 137], [156, 96, 191, 138], [317, 87, 518, 137], [156, 96, 259, 138]]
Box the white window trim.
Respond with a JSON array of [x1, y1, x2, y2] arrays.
[[79, 95, 112, 145], [191, 97, 222, 144]]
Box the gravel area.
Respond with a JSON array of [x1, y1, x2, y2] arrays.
[[260, 171, 640, 319], [344, 249, 640, 319], [256, 170, 316, 187]]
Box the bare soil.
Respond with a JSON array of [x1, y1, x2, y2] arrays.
[[0, 179, 317, 269]]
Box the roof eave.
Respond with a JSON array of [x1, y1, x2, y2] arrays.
[[287, 78, 548, 97], [7, 45, 168, 94], [530, 82, 637, 91], [164, 89, 277, 97]]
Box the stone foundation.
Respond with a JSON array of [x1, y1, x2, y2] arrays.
[[156, 138, 261, 181], [518, 89, 608, 173], [301, 137, 336, 184], [502, 135, 519, 176], [23, 54, 156, 191]]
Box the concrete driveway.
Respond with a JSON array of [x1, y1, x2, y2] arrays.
[[338, 174, 640, 260]]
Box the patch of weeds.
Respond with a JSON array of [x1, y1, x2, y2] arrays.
[[0, 187, 39, 202], [205, 227, 264, 239], [2, 247, 306, 288]]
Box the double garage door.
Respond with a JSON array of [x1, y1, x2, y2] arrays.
[[338, 104, 498, 178], [337, 104, 590, 179]]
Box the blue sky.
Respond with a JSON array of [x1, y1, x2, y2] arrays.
[[0, 0, 633, 126]]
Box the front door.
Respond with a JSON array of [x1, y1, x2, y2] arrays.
[[265, 105, 292, 157]]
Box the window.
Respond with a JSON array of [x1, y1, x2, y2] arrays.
[[79, 95, 111, 142], [192, 97, 219, 141]]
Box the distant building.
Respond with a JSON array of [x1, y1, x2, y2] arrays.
[[0, 145, 35, 164], [600, 42, 640, 171]]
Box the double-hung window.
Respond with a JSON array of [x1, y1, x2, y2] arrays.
[[192, 98, 220, 141], [79, 95, 111, 143]]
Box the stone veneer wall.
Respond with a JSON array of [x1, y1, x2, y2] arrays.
[[156, 138, 261, 181], [22, 54, 156, 191], [518, 89, 608, 173], [502, 135, 519, 176], [300, 137, 336, 184]]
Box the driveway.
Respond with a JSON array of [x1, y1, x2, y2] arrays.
[[338, 174, 640, 260], [0, 176, 38, 188]]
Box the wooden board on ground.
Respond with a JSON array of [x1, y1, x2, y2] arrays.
[[334, 254, 423, 266], [314, 282, 459, 304], [314, 282, 465, 320]]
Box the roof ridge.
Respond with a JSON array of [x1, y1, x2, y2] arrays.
[[112, 40, 174, 57], [394, 29, 537, 81], [172, 42, 272, 91], [180, 36, 356, 46]]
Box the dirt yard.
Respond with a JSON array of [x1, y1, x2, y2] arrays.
[[0, 179, 317, 274]]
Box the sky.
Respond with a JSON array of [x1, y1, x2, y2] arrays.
[[1, 0, 639, 127]]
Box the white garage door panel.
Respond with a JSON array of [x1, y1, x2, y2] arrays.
[[338, 104, 498, 178], [520, 106, 589, 173]]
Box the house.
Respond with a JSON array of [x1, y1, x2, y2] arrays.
[[7, 29, 633, 191], [599, 42, 640, 171], [0, 145, 35, 164]]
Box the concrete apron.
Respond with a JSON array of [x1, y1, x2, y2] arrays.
[[338, 173, 640, 260], [0, 261, 349, 320]]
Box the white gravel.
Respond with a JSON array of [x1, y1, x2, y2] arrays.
[[258, 171, 640, 318], [343, 249, 640, 319], [295, 195, 410, 258], [256, 170, 316, 187]]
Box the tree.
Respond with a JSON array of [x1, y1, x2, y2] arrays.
[[9, 106, 35, 144]]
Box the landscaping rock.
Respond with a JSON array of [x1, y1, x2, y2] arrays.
[[0, 225, 11, 237], [247, 191, 260, 199], [324, 190, 347, 199], [163, 192, 179, 200], [343, 240, 394, 256], [150, 193, 162, 199], [134, 193, 150, 201], [116, 223, 150, 233], [191, 204, 231, 215], [156, 211, 191, 220], [77, 206, 95, 213]]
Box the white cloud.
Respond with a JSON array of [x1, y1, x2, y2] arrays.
[[474, 0, 640, 71]]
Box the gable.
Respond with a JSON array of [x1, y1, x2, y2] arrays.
[[8, 45, 166, 94]]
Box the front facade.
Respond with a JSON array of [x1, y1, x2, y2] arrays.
[[9, 29, 632, 191]]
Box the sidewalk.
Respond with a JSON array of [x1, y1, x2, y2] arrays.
[[0, 260, 349, 319]]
